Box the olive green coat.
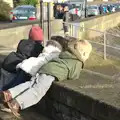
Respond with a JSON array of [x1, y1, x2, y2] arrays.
[[39, 51, 83, 81]]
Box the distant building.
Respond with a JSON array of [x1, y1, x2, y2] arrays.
[[3, 0, 13, 8]]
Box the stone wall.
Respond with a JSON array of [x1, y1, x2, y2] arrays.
[[0, 19, 63, 50], [36, 72, 120, 120], [0, 25, 32, 49], [71, 12, 120, 39], [38, 96, 96, 120]]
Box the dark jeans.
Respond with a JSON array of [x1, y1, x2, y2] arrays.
[[3, 70, 31, 90], [63, 23, 68, 33]]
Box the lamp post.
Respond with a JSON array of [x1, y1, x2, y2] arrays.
[[40, 0, 44, 30], [47, 2, 51, 40], [40, 0, 52, 41], [84, 0, 87, 18]]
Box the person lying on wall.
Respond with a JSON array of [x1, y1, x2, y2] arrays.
[[0, 38, 92, 119], [2, 35, 69, 91]]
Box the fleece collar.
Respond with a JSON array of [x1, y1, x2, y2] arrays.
[[59, 51, 84, 68]]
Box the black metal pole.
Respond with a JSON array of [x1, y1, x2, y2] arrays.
[[40, 0, 44, 31], [40, 0, 42, 27], [84, 0, 87, 18], [47, 2, 51, 40]]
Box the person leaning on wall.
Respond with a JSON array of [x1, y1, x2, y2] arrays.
[[0, 38, 92, 118], [0, 26, 44, 91]]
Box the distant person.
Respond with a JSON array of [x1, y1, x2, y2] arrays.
[[107, 5, 111, 13], [112, 6, 115, 12], [103, 6, 108, 13], [54, 5, 60, 19], [99, 4, 103, 14], [63, 6, 70, 36], [0, 26, 44, 90], [0, 39, 92, 118], [58, 5, 64, 19]]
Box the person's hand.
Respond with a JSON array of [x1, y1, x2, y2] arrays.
[[16, 63, 22, 70], [16, 57, 37, 75]]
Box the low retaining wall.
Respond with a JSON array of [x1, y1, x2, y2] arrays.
[[37, 70, 120, 120], [72, 12, 120, 39], [0, 26, 31, 49], [0, 19, 63, 50]]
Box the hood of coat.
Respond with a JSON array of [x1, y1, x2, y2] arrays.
[[67, 41, 84, 62], [46, 40, 62, 52], [59, 51, 80, 60], [59, 51, 84, 69]]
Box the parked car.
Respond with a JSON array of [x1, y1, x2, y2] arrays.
[[69, 4, 84, 18], [87, 5, 100, 16], [10, 5, 36, 22], [69, 7, 81, 16], [112, 3, 120, 11]]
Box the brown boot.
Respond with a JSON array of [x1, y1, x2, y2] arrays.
[[7, 99, 21, 118], [0, 90, 12, 102], [0, 102, 11, 113]]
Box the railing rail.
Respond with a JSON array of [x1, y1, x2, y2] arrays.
[[64, 22, 120, 59]]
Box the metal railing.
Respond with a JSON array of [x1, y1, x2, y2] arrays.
[[66, 22, 120, 60]]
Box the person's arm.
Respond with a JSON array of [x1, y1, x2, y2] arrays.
[[16, 46, 61, 76]]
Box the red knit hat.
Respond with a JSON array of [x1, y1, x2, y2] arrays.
[[29, 26, 43, 42]]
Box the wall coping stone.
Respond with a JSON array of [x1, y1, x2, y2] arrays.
[[41, 70, 120, 120]]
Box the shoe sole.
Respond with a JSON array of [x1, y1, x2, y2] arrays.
[[7, 102, 21, 119]]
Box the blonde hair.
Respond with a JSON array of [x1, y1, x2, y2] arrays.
[[68, 40, 92, 62], [76, 40, 92, 61]]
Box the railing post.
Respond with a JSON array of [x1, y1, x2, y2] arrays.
[[104, 31, 107, 60], [72, 24, 74, 37], [47, 2, 51, 40], [40, 0, 44, 31], [70, 23, 72, 36]]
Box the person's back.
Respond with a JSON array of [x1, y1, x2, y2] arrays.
[[39, 51, 83, 81], [107, 5, 111, 12], [2, 36, 68, 90], [2, 40, 43, 73], [2, 26, 44, 73], [16, 39, 43, 58]]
